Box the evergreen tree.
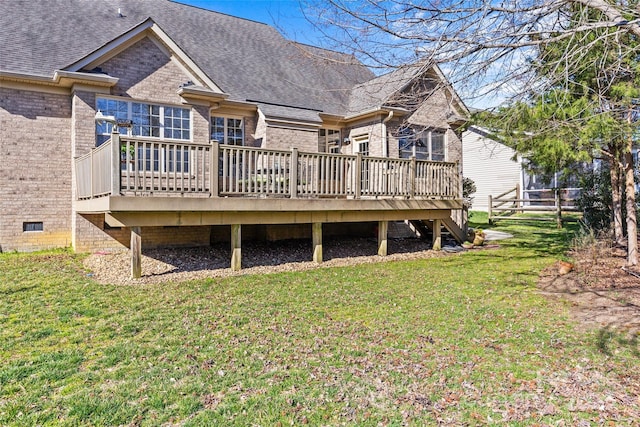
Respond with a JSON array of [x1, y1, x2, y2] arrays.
[[476, 3, 639, 263]]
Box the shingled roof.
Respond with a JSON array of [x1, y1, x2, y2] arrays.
[[1, 0, 470, 124], [348, 66, 422, 116], [0, 0, 374, 121]]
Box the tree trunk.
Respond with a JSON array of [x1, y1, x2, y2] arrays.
[[624, 141, 638, 266], [610, 156, 624, 246]]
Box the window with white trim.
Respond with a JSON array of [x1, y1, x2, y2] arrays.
[[352, 135, 370, 189], [398, 128, 446, 161], [96, 98, 191, 146], [352, 135, 369, 156], [211, 116, 244, 145]]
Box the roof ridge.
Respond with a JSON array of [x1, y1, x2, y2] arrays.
[[290, 40, 357, 58], [168, 0, 271, 27]]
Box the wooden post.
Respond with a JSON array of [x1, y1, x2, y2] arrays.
[[456, 161, 463, 199], [488, 195, 493, 224], [130, 226, 142, 279], [111, 131, 121, 196], [377, 220, 388, 256], [409, 156, 417, 198], [312, 222, 323, 263], [432, 219, 442, 251], [355, 153, 363, 199], [210, 140, 219, 197], [556, 189, 562, 229], [290, 148, 298, 198], [231, 224, 241, 271], [515, 183, 521, 212], [90, 148, 94, 198]]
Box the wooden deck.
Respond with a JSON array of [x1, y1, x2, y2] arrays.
[[74, 133, 464, 276]]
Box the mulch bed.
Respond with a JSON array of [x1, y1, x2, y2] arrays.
[[538, 241, 640, 334]]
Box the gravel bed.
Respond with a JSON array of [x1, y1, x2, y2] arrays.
[[84, 237, 455, 285]]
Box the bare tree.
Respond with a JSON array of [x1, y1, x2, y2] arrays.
[[303, 0, 640, 265]]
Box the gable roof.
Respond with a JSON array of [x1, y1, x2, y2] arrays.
[[348, 65, 421, 115], [348, 63, 469, 121], [0, 0, 372, 119], [0, 0, 467, 124]]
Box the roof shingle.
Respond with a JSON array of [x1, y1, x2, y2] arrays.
[[0, 0, 374, 120]]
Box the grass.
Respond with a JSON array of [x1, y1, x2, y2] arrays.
[[1, 216, 638, 425]]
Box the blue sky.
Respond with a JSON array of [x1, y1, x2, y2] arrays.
[[179, 0, 323, 45]]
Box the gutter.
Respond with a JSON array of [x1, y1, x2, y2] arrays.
[[382, 110, 394, 158], [0, 69, 118, 88], [343, 106, 408, 121]]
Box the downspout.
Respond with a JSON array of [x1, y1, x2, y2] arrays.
[[382, 111, 394, 157]]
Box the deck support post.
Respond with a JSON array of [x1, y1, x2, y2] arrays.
[[432, 219, 442, 251], [312, 222, 323, 263], [377, 220, 388, 256], [130, 226, 142, 279], [231, 224, 241, 271]]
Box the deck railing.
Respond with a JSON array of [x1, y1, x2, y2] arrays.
[[75, 139, 114, 199], [75, 135, 461, 200]]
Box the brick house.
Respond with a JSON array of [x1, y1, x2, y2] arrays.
[[0, 0, 468, 273]]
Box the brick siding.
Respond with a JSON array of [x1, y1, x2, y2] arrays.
[[265, 126, 318, 152], [101, 37, 197, 105], [0, 87, 72, 251], [72, 37, 218, 252], [75, 215, 212, 253]]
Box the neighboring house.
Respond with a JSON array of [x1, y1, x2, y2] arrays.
[[462, 126, 523, 211], [463, 126, 583, 212], [0, 0, 469, 271]]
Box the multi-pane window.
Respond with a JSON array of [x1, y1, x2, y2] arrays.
[[211, 116, 244, 145], [398, 128, 446, 161], [352, 135, 370, 188], [131, 103, 160, 138], [165, 107, 191, 140], [431, 132, 446, 161], [96, 98, 191, 146], [318, 129, 341, 153], [353, 135, 369, 156]]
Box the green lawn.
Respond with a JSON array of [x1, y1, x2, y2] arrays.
[[1, 215, 638, 426]]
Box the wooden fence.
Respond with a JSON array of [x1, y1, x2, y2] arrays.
[[488, 184, 581, 228]]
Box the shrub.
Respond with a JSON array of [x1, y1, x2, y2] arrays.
[[463, 177, 477, 209], [574, 165, 612, 233]]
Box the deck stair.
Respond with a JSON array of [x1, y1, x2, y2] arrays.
[[442, 217, 466, 243], [407, 218, 466, 244], [407, 220, 432, 239]]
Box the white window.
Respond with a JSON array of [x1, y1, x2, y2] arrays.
[[211, 116, 244, 145], [352, 135, 369, 156], [318, 129, 341, 153], [398, 128, 446, 161], [96, 98, 191, 146]]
